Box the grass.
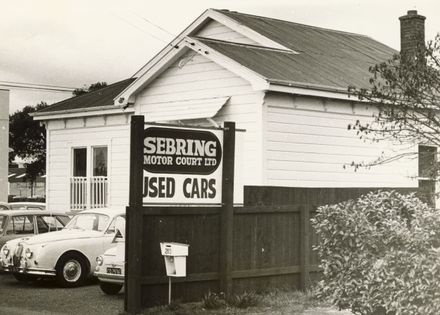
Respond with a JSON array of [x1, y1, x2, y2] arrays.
[[140, 289, 333, 315]]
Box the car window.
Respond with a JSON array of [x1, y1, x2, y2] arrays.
[[65, 213, 110, 232], [0, 216, 7, 234], [105, 215, 126, 235], [36, 216, 66, 233], [6, 215, 34, 235]]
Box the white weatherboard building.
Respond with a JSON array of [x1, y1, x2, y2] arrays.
[[34, 9, 429, 212]]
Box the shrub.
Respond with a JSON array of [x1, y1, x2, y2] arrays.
[[228, 291, 261, 308], [312, 190, 440, 315], [202, 292, 226, 310]]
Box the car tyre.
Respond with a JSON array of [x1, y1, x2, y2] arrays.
[[56, 253, 88, 287], [99, 282, 123, 295]]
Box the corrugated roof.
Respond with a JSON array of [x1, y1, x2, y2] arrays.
[[37, 78, 136, 113], [204, 10, 398, 90]]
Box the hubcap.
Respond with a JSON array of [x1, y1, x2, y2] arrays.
[[63, 260, 81, 282]]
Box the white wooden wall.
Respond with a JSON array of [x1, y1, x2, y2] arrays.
[[263, 93, 418, 187], [46, 114, 130, 212], [196, 19, 258, 45], [135, 52, 265, 203]]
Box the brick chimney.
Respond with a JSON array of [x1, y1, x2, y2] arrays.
[[399, 10, 426, 58]]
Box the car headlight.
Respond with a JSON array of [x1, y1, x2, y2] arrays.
[[96, 256, 103, 266], [25, 248, 33, 259], [2, 246, 9, 257]]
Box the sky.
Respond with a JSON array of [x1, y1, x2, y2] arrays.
[[2, 0, 440, 113]]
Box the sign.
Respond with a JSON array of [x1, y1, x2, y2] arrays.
[[143, 125, 223, 204]]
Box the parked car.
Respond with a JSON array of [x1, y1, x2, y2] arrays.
[[0, 208, 125, 287], [0, 209, 70, 249], [0, 202, 10, 210], [8, 202, 46, 210], [94, 216, 125, 295]]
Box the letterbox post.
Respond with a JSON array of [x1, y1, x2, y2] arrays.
[[125, 115, 145, 314], [219, 121, 235, 296]]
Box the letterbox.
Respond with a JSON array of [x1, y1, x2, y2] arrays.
[[160, 242, 189, 277]]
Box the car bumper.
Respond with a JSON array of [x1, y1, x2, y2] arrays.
[[94, 271, 124, 284], [2, 262, 56, 277]]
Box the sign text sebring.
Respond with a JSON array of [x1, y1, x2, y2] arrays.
[[142, 126, 223, 203], [143, 127, 222, 175]]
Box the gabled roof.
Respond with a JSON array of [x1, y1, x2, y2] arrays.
[[36, 78, 136, 114], [197, 10, 397, 90], [116, 9, 397, 105], [196, 37, 382, 91]]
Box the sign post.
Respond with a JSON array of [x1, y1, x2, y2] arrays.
[[126, 115, 145, 315], [125, 116, 236, 313], [219, 122, 235, 297]]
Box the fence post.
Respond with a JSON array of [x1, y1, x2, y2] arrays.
[[125, 115, 145, 314], [219, 121, 236, 296], [300, 204, 311, 290]]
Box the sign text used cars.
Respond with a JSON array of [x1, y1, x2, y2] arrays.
[[143, 126, 223, 204]]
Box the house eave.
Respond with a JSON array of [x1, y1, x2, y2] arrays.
[[267, 81, 362, 102], [32, 105, 135, 121]]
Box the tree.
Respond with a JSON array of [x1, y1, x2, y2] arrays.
[[348, 35, 440, 173], [9, 102, 48, 196], [73, 81, 107, 97]]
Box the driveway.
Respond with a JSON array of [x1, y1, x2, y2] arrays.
[[0, 273, 124, 315]]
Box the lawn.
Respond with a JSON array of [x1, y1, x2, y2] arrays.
[[138, 289, 343, 315]]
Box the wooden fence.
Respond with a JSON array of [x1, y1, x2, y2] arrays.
[[126, 186, 417, 309]]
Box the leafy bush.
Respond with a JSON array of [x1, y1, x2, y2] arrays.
[[228, 291, 261, 308], [202, 291, 226, 310], [312, 190, 440, 315]]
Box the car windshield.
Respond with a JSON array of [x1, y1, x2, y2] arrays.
[[0, 216, 6, 234], [64, 213, 110, 232]]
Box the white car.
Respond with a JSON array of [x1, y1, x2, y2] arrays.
[[94, 217, 125, 295], [0, 208, 125, 287]]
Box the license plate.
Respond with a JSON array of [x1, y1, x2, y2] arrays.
[[107, 267, 121, 275]]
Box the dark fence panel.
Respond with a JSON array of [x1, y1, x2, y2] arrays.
[[132, 186, 418, 309]]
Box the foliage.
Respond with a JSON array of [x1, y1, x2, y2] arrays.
[[9, 102, 48, 186], [348, 36, 440, 170], [227, 291, 261, 309], [312, 190, 440, 315], [202, 291, 226, 309], [73, 81, 107, 97]]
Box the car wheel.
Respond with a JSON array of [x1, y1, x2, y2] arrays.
[[99, 282, 123, 295], [56, 253, 88, 287], [13, 273, 34, 282]]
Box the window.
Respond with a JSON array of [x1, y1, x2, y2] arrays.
[[6, 216, 34, 235], [73, 148, 87, 177], [0, 216, 7, 234], [105, 215, 126, 235], [65, 213, 110, 232], [419, 145, 437, 178], [93, 147, 108, 176], [36, 216, 69, 233], [419, 145, 438, 206]]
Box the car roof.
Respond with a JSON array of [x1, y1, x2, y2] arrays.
[[8, 202, 46, 206], [0, 209, 68, 216], [78, 208, 126, 216]]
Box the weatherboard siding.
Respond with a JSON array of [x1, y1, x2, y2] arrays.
[[263, 93, 418, 187], [196, 19, 258, 45], [135, 52, 265, 201], [46, 116, 130, 212]]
